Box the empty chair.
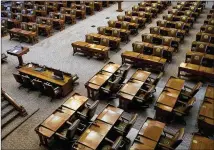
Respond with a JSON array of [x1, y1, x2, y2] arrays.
[[85, 35, 94, 43], [113, 113, 138, 143], [116, 63, 131, 83], [179, 82, 202, 101], [108, 20, 116, 28], [117, 15, 124, 21], [55, 119, 85, 149], [134, 85, 156, 108], [145, 72, 163, 86], [44, 82, 62, 101], [32, 79, 45, 96], [100, 136, 124, 150], [190, 55, 204, 65], [172, 97, 196, 125], [22, 75, 34, 89], [13, 73, 23, 88], [112, 29, 120, 38], [77, 100, 99, 122], [98, 27, 106, 35], [101, 75, 122, 98], [158, 128, 185, 150], [153, 47, 164, 57], [100, 38, 109, 47], [121, 22, 129, 30]]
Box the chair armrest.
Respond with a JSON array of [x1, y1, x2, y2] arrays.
[[163, 130, 175, 136], [55, 132, 67, 140], [104, 137, 114, 144], [184, 85, 193, 91], [134, 139, 144, 144], [173, 109, 186, 115], [101, 87, 111, 92], [121, 116, 129, 122], [78, 123, 86, 132], [66, 121, 72, 125], [177, 100, 187, 106], [159, 143, 174, 150], [134, 96, 144, 102], [77, 111, 87, 119], [140, 88, 148, 93], [147, 76, 155, 81], [84, 102, 91, 108]]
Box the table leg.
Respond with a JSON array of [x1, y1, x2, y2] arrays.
[[17, 56, 24, 67]]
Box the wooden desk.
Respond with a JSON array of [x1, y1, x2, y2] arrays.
[[200, 25, 214, 34], [86, 33, 121, 51], [7, 46, 29, 67], [72, 41, 109, 61], [125, 11, 153, 23], [178, 62, 214, 81], [196, 32, 214, 44], [142, 33, 180, 50], [76, 104, 124, 150], [205, 85, 214, 99], [204, 19, 214, 26], [121, 51, 167, 72], [35, 93, 88, 146], [27, 22, 52, 37], [155, 77, 185, 122], [97, 105, 123, 125], [117, 15, 146, 28], [163, 14, 194, 26], [186, 51, 214, 63], [118, 70, 151, 110], [132, 41, 174, 62], [189, 134, 214, 150], [131, 118, 165, 150], [191, 41, 214, 55], [85, 62, 120, 100], [18, 63, 76, 96]]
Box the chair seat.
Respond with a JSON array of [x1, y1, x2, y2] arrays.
[[159, 136, 173, 147], [101, 145, 111, 150], [116, 122, 128, 131]]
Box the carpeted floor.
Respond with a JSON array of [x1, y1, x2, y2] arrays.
[[1, 2, 213, 149]]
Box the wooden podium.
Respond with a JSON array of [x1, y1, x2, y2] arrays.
[[117, 1, 123, 12]]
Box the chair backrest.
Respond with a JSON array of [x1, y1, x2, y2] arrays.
[[165, 14, 173, 21], [13, 73, 23, 84], [185, 10, 192, 17], [60, 7, 65, 13], [36, 17, 41, 24], [31, 24, 38, 33], [132, 5, 139, 11], [16, 14, 22, 21], [190, 82, 202, 97], [184, 97, 196, 113], [108, 20, 116, 28], [125, 10, 132, 16], [111, 136, 123, 150], [100, 38, 109, 47], [44, 83, 55, 96], [119, 64, 131, 81], [195, 43, 207, 53], [109, 76, 122, 92], [169, 29, 177, 37], [98, 27, 106, 35], [87, 100, 99, 119], [190, 55, 203, 65], [131, 17, 138, 24], [175, 22, 184, 30], [117, 15, 124, 21], [59, 14, 65, 20], [170, 128, 185, 149], [208, 19, 214, 26], [159, 21, 167, 27], [200, 34, 211, 43], [71, 9, 76, 16], [32, 79, 44, 91], [143, 35, 153, 43], [125, 114, 138, 134], [144, 85, 156, 98], [153, 72, 163, 86], [181, 16, 188, 23], [153, 47, 163, 57], [133, 43, 144, 53], [49, 12, 54, 18], [205, 26, 214, 34], [112, 29, 120, 38], [121, 22, 129, 30], [85, 35, 94, 43], [66, 119, 80, 140]]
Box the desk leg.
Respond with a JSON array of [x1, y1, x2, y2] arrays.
[[17, 56, 24, 67]]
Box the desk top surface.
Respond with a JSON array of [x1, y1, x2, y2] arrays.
[[190, 135, 214, 150]]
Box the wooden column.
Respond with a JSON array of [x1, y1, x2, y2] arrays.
[[117, 1, 123, 12]]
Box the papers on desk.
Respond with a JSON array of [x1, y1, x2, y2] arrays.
[[28, 64, 33, 68], [12, 49, 19, 53]]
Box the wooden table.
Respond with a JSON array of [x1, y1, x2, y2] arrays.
[[18, 63, 75, 96], [76, 104, 124, 149], [121, 51, 167, 72], [205, 85, 214, 99], [155, 77, 185, 122], [131, 118, 165, 150], [118, 70, 151, 110], [35, 93, 88, 147], [189, 134, 214, 150], [85, 62, 120, 100], [7, 46, 29, 67]]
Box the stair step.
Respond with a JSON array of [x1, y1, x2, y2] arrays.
[[2, 107, 16, 119], [1, 103, 10, 110], [1, 111, 20, 129]]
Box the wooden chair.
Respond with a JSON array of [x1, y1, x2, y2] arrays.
[[113, 113, 138, 143], [100, 136, 124, 150], [98, 27, 106, 35], [153, 47, 164, 58], [77, 100, 99, 122], [108, 20, 116, 28], [116, 63, 131, 83], [172, 97, 196, 125], [13, 73, 23, 88], [190, 55, 204, 65], [145, 72, 163, 86], [43, 82, 62, 101], [134, 85, 156, 108], [200, 34, 211, 43], [117, 15, 124, 21], [158, 128, 185, 150], [85, 35, 94, 43], [112, 29, 120, 38], [150, 27, 160, 34], [100, 38, 109, 47], [180, 82, 202, 101]]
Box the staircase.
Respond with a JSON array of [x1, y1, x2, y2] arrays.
[[1, 89, 27, 129]]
